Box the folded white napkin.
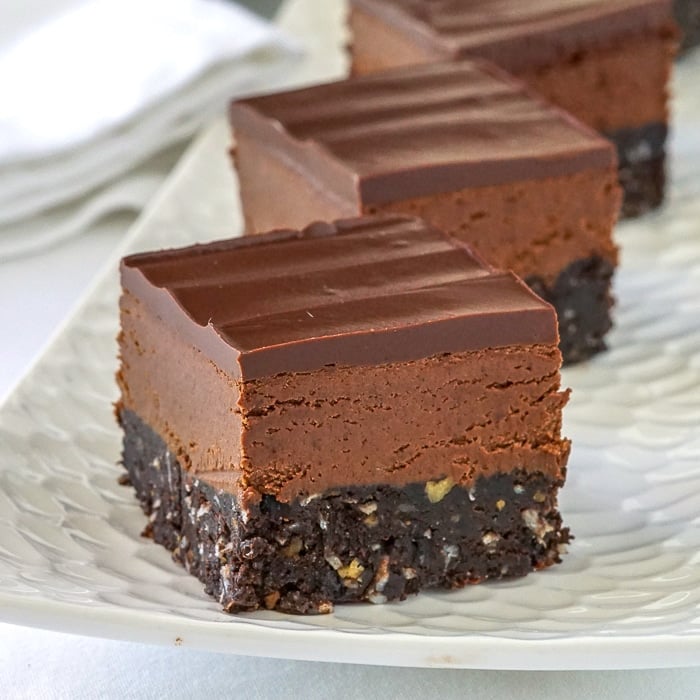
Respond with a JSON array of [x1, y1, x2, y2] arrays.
[[0, 0, 300, 259]]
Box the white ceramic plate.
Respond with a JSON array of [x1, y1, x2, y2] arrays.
[[1, 51, 700, 670]]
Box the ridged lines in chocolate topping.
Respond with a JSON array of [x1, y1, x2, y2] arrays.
[[231, 60, 615, 205], [140, 218, 455, 290], [122, 217, 557, 379], [251, 68, 516, 139], [124, 217, 422, 288], [352, 0, 674, 70], [220, 275, 546, 353], [402, 0, 671, 33], [171, 249, 487, 329]]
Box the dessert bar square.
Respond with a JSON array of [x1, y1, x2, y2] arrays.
[[117, 216, 571, 614], [349, 0, 677, 217], [229, 60, 621, 363]]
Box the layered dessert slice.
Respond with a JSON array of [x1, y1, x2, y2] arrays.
[[349, 0, 677, 217], [117, 216, 571, 615], [229, 60, 621, 364]]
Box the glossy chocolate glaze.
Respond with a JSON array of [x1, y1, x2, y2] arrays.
[[229, 60, 615, 206], [121, 216, 557, 380], [351, 0, 674, 71]]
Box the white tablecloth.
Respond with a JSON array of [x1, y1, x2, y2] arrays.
[[3, 1, 700, 697]]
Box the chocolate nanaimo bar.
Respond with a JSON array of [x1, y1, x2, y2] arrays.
[[349, 0, 677, 216], [117, 216, 571, 614], [229, 60, 621, 363]]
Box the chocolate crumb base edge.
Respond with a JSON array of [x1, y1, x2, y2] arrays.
[[119, 409, 570, 615], [674, 0, 700, 52], [527, 255, 615, 366], [606, 122, 668, 218]]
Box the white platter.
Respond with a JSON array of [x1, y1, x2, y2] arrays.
[[1, 48, 700, 670]]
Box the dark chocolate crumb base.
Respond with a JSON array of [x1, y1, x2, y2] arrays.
[[120, 409, 570, 615], [618, 155, 666, 219], [675, 0, 700, 52], [527, 255, 615, 366], [606, 122, 667, 218]]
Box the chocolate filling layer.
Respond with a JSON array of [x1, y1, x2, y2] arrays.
[[119, 220, 569, 503], [363, 169, 619, 285], [121, 409, 570, 614]]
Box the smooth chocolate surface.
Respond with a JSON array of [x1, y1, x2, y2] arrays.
[[121, 216, 557, 380], [229, 60, 615, 207], [351, 0, 674, 71]]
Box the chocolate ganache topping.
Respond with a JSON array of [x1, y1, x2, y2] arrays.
[[121, 216, 558, 379], [351, 0, 674, 71], [229, 60, 615, 207]]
